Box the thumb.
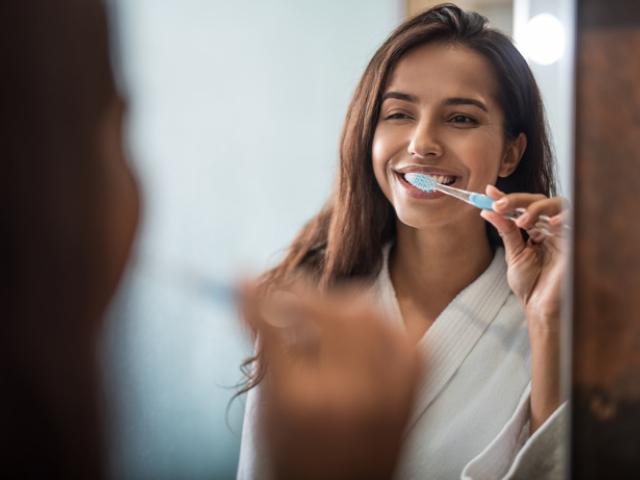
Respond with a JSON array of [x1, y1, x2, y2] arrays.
[[481, 185, 526, 260], [238, 283, 289, 371]]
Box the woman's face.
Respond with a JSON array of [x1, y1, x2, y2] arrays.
[[98, 96, 140, 310], [372, 42, 521, 229]]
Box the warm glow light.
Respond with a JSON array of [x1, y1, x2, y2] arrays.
[[521, 13, 566, 66]]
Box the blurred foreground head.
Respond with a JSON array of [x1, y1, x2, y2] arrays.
[[1, 0, 139, 477]]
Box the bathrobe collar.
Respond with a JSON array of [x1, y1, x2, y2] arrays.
[[372, 244, 512, 430]]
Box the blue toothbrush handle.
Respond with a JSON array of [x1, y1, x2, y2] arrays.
[[469, 193, 536, 220], [469, 193, 570, 236], [468, 193, 496, 211]]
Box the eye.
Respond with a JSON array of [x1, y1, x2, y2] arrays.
[[384, 112, 412, 121], [449, 114, 478, 126]]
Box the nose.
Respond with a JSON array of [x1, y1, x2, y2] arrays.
[[407, 118, 443, 159]]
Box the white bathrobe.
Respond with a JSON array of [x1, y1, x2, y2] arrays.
[[237, 246, 566, 479]]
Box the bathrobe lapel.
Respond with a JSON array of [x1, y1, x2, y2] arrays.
[[374, 246, 512, 431]]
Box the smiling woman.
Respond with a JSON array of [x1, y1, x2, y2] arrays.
[[238, 4, 568, 480]]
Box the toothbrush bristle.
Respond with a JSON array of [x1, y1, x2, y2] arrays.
[[404, 173, 436, 192]]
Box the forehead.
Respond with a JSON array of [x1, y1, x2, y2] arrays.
[[385, 42, 499, 102]]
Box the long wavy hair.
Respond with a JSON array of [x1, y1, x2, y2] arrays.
[[239, 3, 555, 393]]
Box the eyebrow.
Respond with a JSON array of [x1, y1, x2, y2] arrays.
[[381, 91, 488, 112], [381, 91, 418, 103], [443, 97, 488, 112]]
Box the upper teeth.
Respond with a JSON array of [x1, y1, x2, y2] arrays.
[[407, 174, 454, 184], [432, 175, 455, 184]]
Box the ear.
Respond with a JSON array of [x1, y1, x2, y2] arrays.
[[498, 133, 527, 177]]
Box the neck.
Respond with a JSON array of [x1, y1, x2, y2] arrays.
[[389, 215, 494, 325]]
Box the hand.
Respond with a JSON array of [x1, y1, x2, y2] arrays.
[[480, 185, 570, 330], [480, 184, 570, 431], [241, 283, 423, 480]]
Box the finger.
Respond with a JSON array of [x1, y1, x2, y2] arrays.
[[262, 279, 343, 338], [238, 283, 276, 346], [239, 283, 302, 370], [549, 209, 571, 228], [527, 228, 547, 244], [515, 197, 565, 230], [261, 289, 308, 329], [536, 212, 570, 241], [480, 209, 526, 260], [238, 281, 263, 331], [485, 184, 512, 214], [485, 184, 505, 200], [491, 192, 547, 214]]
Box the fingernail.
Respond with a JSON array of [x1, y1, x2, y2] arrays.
[[494, 198, 508, 208]]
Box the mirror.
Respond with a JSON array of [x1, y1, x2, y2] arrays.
[[105, 1, 575, 478]]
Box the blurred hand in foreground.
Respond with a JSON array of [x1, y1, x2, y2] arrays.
[[241, 283, 423, 480]]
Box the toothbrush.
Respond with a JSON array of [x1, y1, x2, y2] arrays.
[[147, 258, 240, 307], [404, 173, 565, 234], [181, 271, 307, 330], [188, 274, 239, 306], [172, 272, 297, 332]]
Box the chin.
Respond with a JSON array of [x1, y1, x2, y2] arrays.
[[393, 207, 441, 230], [393, 201, 476, 231]]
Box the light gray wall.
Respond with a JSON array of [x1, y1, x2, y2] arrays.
[[104, 1, 400, 479]]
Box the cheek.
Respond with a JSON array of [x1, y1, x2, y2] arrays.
[[456, 135, 505, 182], [104, 155, 140, 299], [371, 129, 391, 194], [100, 109, 141, 305], [371, 124, 406, 197]]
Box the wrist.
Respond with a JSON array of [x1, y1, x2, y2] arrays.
[[526, 311, 563, 433], [525, 309, 561, 337]]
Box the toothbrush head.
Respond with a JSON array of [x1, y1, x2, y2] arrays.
[[404, 173, 437, 192]]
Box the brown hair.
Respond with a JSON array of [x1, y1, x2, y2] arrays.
[[1, 0, 116, 477], [240, 3, 555, 391]]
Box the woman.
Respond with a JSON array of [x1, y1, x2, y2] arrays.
[[238, 4, 568, 479]]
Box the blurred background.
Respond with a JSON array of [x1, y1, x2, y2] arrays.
[[103, 0, 574, 478]]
